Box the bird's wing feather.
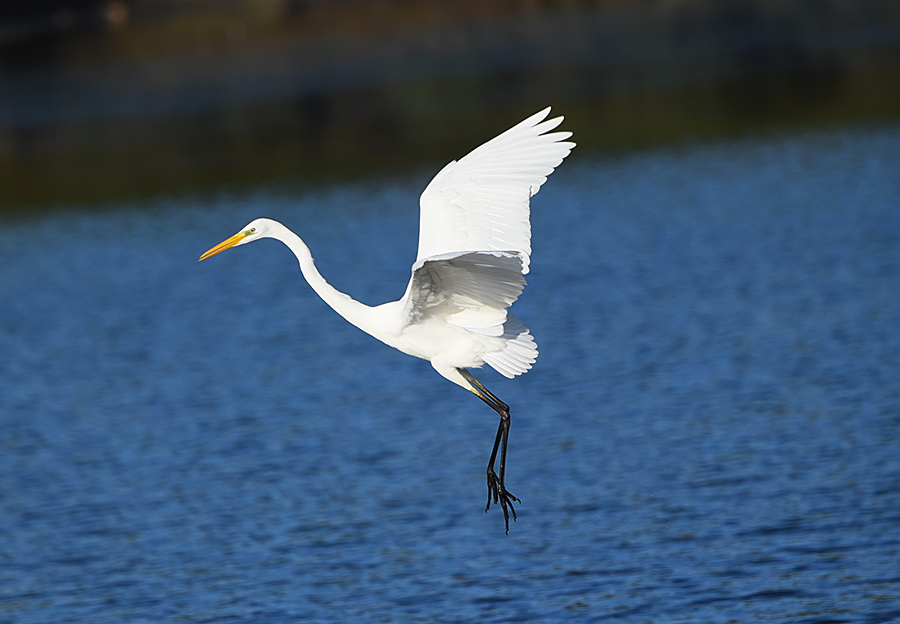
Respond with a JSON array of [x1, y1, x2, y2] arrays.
[[416, 107, 575, 275], [401, 251, 527, 336]]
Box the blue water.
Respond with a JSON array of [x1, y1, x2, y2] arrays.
[[2, 126, 900, 623]]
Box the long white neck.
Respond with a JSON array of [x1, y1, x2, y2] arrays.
[[266, 221, 376, 333]]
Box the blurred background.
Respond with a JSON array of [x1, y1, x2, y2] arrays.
[[3, 0, 900, 210], [3, 2, 900, 622]]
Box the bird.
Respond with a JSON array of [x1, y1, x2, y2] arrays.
[[198, 108, 574, 532]]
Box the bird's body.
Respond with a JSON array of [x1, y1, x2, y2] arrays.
[[199, 108, 574, 532]]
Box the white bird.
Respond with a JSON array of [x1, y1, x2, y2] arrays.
[[199, 108, 574, 532]]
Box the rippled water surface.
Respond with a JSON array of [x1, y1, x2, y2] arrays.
[[2, 127, 900, 622]]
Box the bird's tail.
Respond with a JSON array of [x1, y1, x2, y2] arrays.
[[482, 314, 538, 378]]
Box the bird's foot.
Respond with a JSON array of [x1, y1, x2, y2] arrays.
[[486, 468, 520, 534]]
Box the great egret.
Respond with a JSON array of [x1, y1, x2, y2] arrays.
[[199, 108, 574, 532]]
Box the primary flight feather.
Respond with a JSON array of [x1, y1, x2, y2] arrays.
[[199, 108, 575, 532]]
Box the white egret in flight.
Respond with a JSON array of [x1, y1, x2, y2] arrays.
[[199, 108, 574, 532]]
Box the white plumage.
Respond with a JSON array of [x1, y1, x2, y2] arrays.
[[199, 108, 574, 532], [416, 108, 573, 270]]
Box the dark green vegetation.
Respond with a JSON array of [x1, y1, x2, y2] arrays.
[[2, 0, 900, 210]]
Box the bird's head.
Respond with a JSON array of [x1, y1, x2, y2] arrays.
[[198, 218, 275, 261]]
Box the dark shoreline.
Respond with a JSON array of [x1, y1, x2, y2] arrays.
[[2, 0, 900, 210]]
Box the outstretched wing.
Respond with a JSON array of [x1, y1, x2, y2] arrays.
[[416, 107, 575, 275], [403, 251, 527, 336]]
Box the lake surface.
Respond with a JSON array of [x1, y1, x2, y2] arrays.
[[2, 126, 899, 622]]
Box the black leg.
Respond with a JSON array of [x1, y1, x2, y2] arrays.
[[459, 369, 520, 534]]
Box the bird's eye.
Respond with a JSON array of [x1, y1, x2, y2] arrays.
[[249, 227, 256, 234]]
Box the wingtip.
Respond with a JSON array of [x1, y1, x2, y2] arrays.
[[523, 107, 553, 127], [528, 107, 568, 135]]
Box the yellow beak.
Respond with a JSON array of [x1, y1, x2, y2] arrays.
[[198, 231, 250, 261]]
